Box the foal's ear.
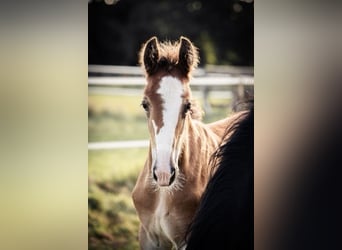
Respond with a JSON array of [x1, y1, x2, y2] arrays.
[[178, 36, 199, 75], [141, 36, 159, 75]]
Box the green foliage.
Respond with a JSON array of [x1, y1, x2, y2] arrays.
[[200, 31, 217, 65], [89, 0, 254, 66]]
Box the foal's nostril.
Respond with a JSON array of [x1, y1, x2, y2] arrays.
[[169, 167, 176, 185], [170, 167, 175, 176], [153, 167, 158, 181], [153, 166, 176, 186]]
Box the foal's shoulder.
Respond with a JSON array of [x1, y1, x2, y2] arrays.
[[207, 111, 248, 138]]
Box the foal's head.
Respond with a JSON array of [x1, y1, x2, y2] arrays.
[[139, 36, 199, 188]]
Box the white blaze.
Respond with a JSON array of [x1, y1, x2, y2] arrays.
[[152, 76, 184, 173]]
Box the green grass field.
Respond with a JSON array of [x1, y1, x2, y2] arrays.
[[88, 91, 232, 250]]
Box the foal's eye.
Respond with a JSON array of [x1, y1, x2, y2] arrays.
[[141, 101, 149, 111], [184, 102, 191, 113]]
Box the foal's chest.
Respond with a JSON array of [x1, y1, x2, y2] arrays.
[[149, 190, 175, 243]]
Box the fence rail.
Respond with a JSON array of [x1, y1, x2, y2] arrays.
[[88, 140, 149, 150], [88, 76, 254, 87], [88, 65, 253, 150], [88, 64, 254, 77]]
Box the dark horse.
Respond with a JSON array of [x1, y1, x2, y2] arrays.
[[185, 101, 254, 250]]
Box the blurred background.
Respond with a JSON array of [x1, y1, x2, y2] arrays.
[[89, 0, 253, 66], [88, 0, 254, 249], [1, 1, 341, 250]]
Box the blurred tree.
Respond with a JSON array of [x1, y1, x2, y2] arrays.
[[89, 0, 253, 66]]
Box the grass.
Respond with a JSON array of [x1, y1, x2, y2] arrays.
[[89, 149, 147, 188], [88, 149, 147, 250], [88, 95, 148, 142], [88, 90, 233, 250]]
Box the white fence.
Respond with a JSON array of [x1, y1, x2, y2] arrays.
[[88, 140, 149, 150], [88, 76, 253, 87], [88, 65, 253, 150]]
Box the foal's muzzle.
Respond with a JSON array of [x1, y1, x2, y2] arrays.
[[153, 166, 176, 186]]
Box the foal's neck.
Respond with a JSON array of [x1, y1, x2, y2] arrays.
[[178, 117, 220, 184]]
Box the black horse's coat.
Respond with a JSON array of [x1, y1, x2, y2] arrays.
[[186, 103, 254, 250]]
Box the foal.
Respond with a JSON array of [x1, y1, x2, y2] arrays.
[[132, 36, 244, 249]]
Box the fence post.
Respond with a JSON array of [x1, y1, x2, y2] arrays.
[[202, 86, 212, 114]]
